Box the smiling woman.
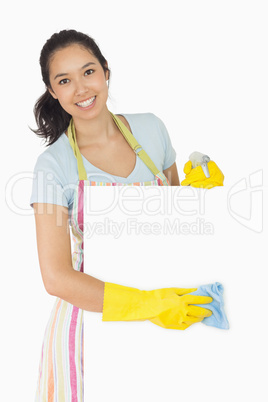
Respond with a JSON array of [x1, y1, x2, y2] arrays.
[[29, 29, 214, 402], [33, 30, 111, 146], [48, 45, 109, 124]]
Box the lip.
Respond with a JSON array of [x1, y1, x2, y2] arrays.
[[75, 96, 96, 110], [75, 96, 95, 104]]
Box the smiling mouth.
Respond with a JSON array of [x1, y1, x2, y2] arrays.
[[76, 96, 96, 107]]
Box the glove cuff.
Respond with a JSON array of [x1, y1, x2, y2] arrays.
[[102, 282, 158, 322]]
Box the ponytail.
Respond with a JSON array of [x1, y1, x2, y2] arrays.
[[32, 89, 71, 146]]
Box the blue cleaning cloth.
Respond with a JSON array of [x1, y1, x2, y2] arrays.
[[189, 282, 229, 329]]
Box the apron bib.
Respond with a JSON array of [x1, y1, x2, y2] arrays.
[[35, 112, 170, 401]]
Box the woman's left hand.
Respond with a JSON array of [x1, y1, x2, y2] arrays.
[[181, 160, 224, 189]]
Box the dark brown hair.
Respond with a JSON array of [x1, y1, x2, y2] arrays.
[[32, 29, 110, 146]]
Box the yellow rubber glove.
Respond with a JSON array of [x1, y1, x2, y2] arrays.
[[181, 160, 224, 189], [102, 282, 213, 330]]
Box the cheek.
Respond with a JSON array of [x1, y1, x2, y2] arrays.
[[56, 87, 74, 105], [92, 73, 108, 90], [54, 89, 75, 114], [98, 79, 109, 97]]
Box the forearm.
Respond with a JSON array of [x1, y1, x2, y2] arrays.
[[48, 268, 105, 312]]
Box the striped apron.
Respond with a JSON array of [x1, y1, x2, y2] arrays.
[[35, 112, 170, 401]]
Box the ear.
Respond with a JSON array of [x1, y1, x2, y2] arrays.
[[104, 61, 110, 81], [48, 87, 58, 100]]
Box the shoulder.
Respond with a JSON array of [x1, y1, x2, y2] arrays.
[[119, 112, 171, 145], [118, 112, 167, 134], [32, 133, 76, 184], [119, 112, 159, 124], [30, 133, 78, 209], [119, 112, 176, 170], [35, 134, 70, 163]]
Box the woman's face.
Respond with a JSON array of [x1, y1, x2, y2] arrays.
[[48, 44, 109, 122]]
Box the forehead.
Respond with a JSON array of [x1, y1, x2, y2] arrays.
[[49, 44, 98, 74]]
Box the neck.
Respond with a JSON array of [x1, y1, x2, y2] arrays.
[[72, 106, 116, 148]]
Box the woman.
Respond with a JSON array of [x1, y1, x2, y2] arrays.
[[30, 29, 213, 401]]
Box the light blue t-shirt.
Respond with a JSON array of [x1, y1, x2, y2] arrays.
[[29, 113, 176, 216]]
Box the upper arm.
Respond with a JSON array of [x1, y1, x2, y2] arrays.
[[151, 114, 176, 171], [163, 162, 180, 186], [33, 203, 73, 294]]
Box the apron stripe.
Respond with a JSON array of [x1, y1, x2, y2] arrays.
[[55, 300, 67, 398], [47, 298, 62, 400], [83, 179, 163, 186], [80, 320, 84, 400], [69, 306, 79, 401], [78, 181, 84, 272]]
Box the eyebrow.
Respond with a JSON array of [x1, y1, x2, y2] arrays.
[[53, 62, 96, 80]]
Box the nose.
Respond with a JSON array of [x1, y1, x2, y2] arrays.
[[74, 79, 88, 97]]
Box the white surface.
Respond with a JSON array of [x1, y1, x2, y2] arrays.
[[84, 185, 267, 401], [2, 0, 267, 400]]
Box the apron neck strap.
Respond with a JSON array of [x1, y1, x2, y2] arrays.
[[67, 111, 161, 181], [110, 112, 160, 177], [67, 119, 88, 180]]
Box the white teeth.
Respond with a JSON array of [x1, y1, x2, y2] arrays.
[[76, 96, 96, 107]]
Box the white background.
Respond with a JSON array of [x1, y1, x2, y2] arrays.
[[1, 0, 267, 400]]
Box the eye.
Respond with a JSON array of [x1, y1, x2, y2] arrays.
[[85, 69, 94, 76], [59, 78, 70, 85]]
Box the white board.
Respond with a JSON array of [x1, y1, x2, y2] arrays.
[[84, 183, 267, 401]]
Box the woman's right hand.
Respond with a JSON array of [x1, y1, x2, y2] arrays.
[[147, 288, 213, 330], [102, 283, 213, 330]]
